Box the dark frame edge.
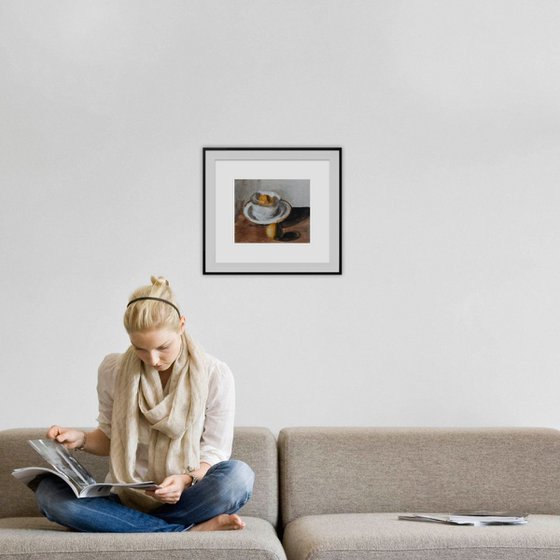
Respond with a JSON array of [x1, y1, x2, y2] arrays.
[[202, 146, 343, 275]]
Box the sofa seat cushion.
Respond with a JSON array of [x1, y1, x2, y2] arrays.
[[283, 513, 560, 560], [0, 516, 286, 560]]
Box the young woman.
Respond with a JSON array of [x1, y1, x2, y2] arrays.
[[35, 276, 254, 532]]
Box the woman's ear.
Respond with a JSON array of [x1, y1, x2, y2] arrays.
[[179, 315, 186, 333]]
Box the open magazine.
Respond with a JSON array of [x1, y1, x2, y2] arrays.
[[398, 512, 528, 526], [12, 439, 159, 498]]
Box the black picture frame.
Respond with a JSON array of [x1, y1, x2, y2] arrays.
[[203, 147, 342, 275]]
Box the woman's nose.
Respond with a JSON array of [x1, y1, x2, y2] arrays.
[[147, 351, 159, 365]]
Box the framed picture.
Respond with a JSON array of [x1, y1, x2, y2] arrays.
[[203, 147, 342, 274]]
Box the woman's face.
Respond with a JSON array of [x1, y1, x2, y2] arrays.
[[129, 321, 184, 372]]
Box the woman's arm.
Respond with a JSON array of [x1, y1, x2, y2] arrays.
[[47, 425, 111, 456], [199, 358, 235, 466]]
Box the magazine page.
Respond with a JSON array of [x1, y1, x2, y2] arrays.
[[449, 513, 528, 525], [28, 439, 96, 491], [398, 513, 528, 526], [12, 467, 160, 498], [77, 481, 160, 498], [398, 515, 450, 524], [13, 439, 160, 499], [12, 467, 83, 497]]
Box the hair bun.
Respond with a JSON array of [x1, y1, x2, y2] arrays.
[[150, 275, 170, 287]]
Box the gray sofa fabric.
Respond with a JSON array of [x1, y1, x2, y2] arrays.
[[279, 427, 560, 560], [0, 427, 285, 560], [0, 517, 285, 560], [282, 513, 560, 560]]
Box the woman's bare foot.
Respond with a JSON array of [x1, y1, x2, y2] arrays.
[[190, 514, 246, 532]]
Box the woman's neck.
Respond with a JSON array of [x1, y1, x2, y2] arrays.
[[159, 367, 173, 389]]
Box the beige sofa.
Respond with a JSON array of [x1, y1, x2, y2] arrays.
[[0, 427, 286, 560], [279, 427, 560, 560], [3, 427, 560, 560]]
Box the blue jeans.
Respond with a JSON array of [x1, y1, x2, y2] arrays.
[[35, 460, 255, 533]]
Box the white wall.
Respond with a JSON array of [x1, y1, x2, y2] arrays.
[[2, 1, 560, 433]]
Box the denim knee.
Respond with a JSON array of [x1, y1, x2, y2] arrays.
[[230, 459, 255, 495], [218, 459, 255, 508]]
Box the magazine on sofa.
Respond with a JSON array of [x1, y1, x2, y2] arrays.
[[398, 512, 529, 526], [12, 439, 159, 498]]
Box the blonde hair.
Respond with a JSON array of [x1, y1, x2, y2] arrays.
[[123, 276, 181, 333]]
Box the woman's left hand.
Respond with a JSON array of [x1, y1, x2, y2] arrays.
[[146, 474, 190, 504]]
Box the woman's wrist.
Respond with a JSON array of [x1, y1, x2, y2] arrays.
[[77, 432, 87, 451], [175, 473, 191, 489], [181, 473, 199, 487]]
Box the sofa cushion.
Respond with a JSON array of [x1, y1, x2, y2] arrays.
[[279, 427, 560, 526], [283, 513, 560, 560], [0, 516, 286, 560]]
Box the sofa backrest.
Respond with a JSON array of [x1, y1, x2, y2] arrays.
[[0, 426, 278, 527], [279, 427, 560, 527]]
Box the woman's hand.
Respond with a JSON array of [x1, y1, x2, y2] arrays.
[[146, 474, 191, 504], [47, 425, 86, 450]]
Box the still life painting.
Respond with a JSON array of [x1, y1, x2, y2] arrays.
[[203, 147, 341, 274], [234, 179, 310, 244]]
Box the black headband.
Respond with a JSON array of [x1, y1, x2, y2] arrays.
[[126, 297, 181, 318]]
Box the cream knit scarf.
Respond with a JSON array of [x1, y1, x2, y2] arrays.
[[109, 332, 209, 511]]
